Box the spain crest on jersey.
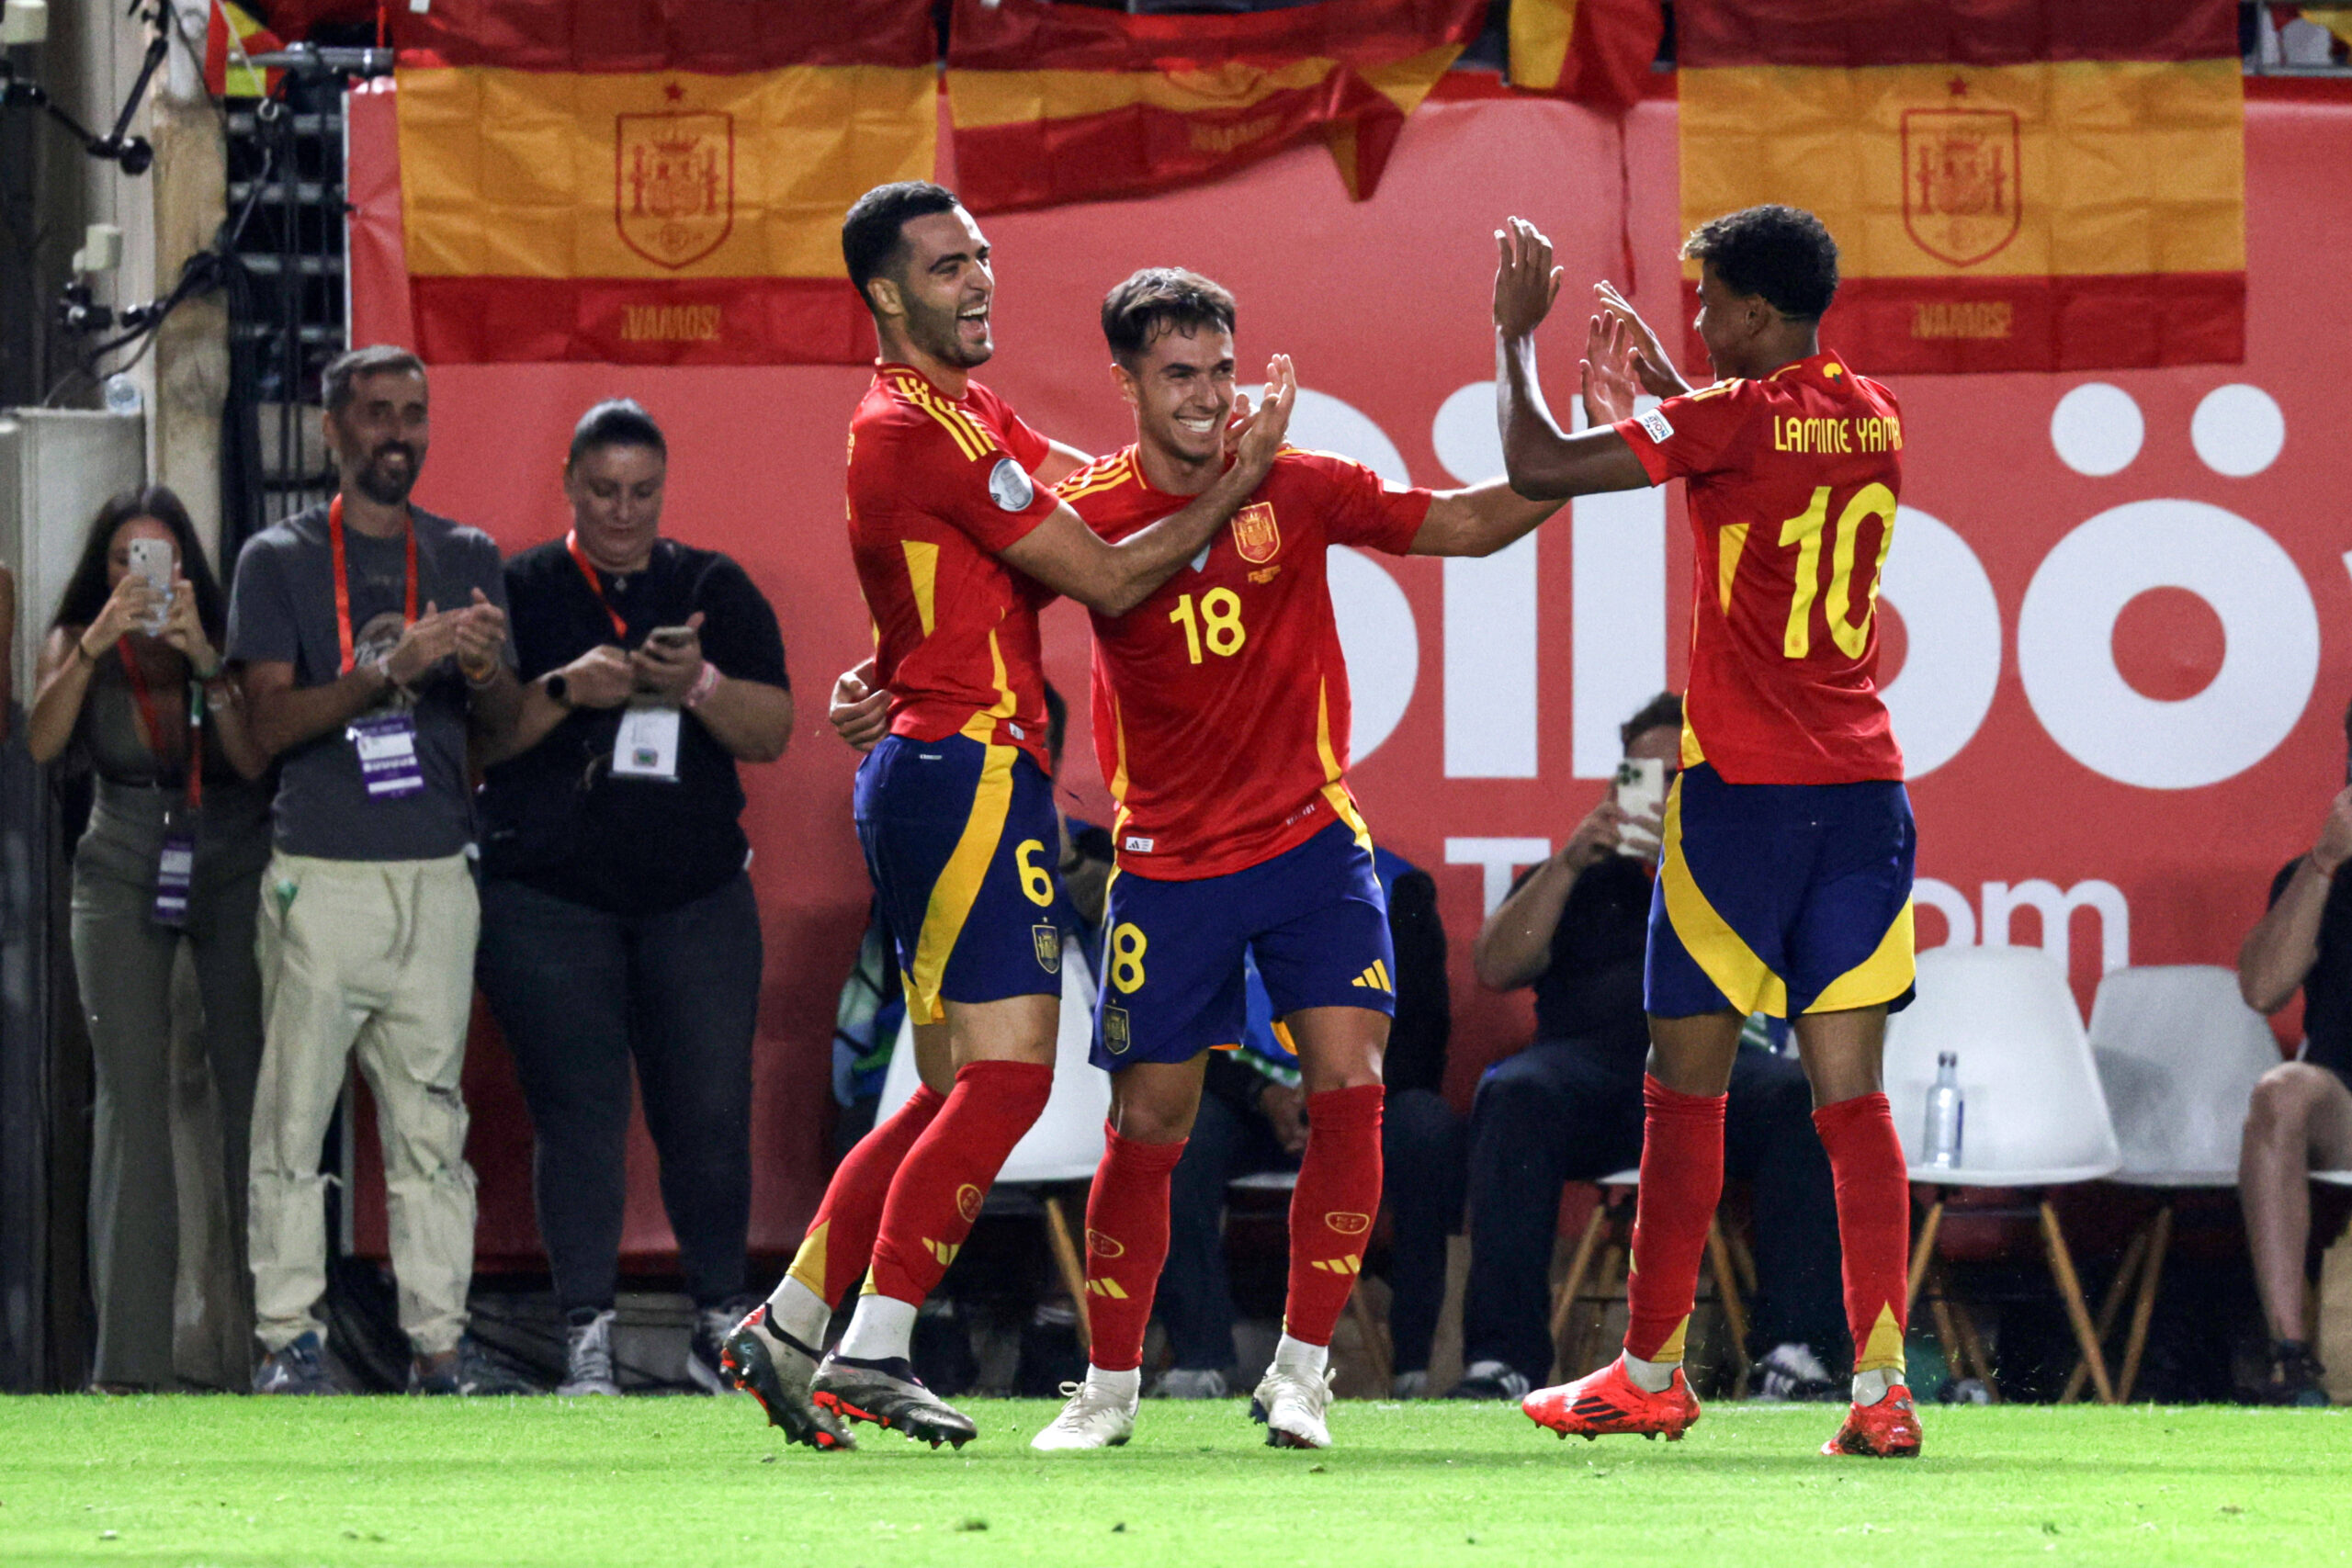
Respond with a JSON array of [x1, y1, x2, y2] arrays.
[[1230, 502, 1282, 565], [1102, 1003, 1132, 1055], [616, 108, 734, 269], [1900, 96, 2019, 268], [1032, 924, 1061, 974]]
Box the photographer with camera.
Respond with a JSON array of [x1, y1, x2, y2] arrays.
[[473, 399, 792, 1397]]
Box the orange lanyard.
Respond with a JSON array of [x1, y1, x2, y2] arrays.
[[564, 530, 629, 640], [117, 639, 203, 810], [330, 493, 418, 674]]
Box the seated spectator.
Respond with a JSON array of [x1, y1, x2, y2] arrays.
[[27, 487, 272, 1390], [1453, 692, 1845, 1401], [229, 345, 525, 1394], [2234, 703, 2352, 1406], [1153, 847, 1461, 1399], [472, 399, 793, 1397]]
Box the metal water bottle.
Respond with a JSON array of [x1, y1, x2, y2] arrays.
[[1922, 1051, 1964, 1169]]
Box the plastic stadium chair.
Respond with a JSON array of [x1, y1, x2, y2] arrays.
[[876, 950, 1110, 1345], [1544, 1168, 1753, 1393], [1884, 946, 2122, 1402], [2068, 965, 2281, 1400]]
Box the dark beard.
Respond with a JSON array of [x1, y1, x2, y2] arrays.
[[908, 297, 990, 369], [354, 446, 418, 505]]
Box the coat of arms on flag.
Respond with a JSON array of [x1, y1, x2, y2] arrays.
[[1902, 93, 2020, 267], [616, 107, 734, 270]]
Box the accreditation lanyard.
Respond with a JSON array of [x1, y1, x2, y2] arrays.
[[330, 493, 419, 674], [117, 638, 203, 812], [564, 530, 630, 641]]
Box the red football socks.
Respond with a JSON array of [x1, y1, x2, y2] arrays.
[[1078, 1125, 1188, 1373], [783, 1082, 946, 1308], [1282, 1084, 1385, 1347], [1623, 1075, 1727, 1364], [1812, 1090, 1913, 1375], [865, 1059, 1054, 1305]]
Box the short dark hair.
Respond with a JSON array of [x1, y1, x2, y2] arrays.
[[1682, 206, 1839, 322], [51, 485, 229, 646], [321, 344, 426, 413], [1101, 268, 1238, 368], [841, 181, 964, 310], [567, 398, 666, 468], [1620, 691, 1684, 751]]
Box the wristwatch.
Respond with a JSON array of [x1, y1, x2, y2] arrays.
[[545, 672, 573, 707]]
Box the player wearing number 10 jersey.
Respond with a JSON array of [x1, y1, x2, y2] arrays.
[[1028, 269, 1569, 1454], [1492, 205, 1923, 1459]]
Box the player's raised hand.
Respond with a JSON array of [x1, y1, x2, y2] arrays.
[[829, 657, 890, 753], [1581, 311, 1642, 427], [1493, 217, 1562, 339], [1227, 354, 1296, 481], [1593, 281, 1689, 398]]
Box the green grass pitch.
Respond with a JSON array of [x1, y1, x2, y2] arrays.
[[0, 1396, 2344, 1567]]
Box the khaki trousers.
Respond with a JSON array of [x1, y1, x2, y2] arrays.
[[248, 851, 480, 1356]]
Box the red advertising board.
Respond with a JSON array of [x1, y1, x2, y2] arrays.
[[345, 79, 2352, 1266]]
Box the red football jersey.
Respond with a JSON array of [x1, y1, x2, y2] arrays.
[[846, 363, 1061, 768], [1616, 351, 1906, 784], [1058, 446, 1431, 879]]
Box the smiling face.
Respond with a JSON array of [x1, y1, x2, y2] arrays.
[[326, 368, 429, 505], [564, 443, 666, 573], [1117, 323, 1237, 477], [882, 206, 996, 370]]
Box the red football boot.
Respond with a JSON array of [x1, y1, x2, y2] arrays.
[[1522, 1357, 1702, 1442], [1822, 1385, 1923, 1457]]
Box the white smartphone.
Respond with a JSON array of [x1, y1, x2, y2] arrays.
[[126, 536, 174, 634], [1612, 757, 1667, 858]]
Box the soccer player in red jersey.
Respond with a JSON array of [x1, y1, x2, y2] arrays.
[[1027, 269, 1573, 1452], [1487, 207, 1923, 1459], [720, 185, 1294, 1451]]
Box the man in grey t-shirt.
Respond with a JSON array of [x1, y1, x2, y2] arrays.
[[227, 344, 524, 1395]]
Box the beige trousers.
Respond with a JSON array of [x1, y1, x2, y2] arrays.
[[247, 851, 480, 1356]]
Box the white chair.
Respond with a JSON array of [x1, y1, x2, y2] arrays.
[[1884, 946, 2122, 1401], [875, 950, 1110, 1344], [2072, 965, 2279, 1399]]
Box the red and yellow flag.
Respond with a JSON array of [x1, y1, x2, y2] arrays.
[[1509, 0, 1663, 113], [1677, 0, 2245, 373], [205, 2, 283, 99], [391, 0, 936, 365], [945, 0, 1485, 212]]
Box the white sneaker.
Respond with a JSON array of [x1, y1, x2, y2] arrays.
[[558, 1309, 620, 1397], [1250, 1363, 1335, 1450], [1151, 1368, 1228, 1400], [1031, 1378, 1138, 1451], [1391, 1370, 1429, 1400]]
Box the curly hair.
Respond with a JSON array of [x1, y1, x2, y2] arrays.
[[1682, 205, 1840, 322]]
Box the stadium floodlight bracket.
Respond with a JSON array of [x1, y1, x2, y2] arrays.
[[0, 4, 167, 176]]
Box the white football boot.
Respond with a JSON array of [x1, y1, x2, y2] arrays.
[[1250, 1364, 1335, 1450], [1031, 1377, 1139, 1450]]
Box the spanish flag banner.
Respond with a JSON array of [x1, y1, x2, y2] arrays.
[[1509, 0, 1663, 113], [945, 0, 1485, 212], [1678, 0, 2245, 374], [391, 0, 936, 365]]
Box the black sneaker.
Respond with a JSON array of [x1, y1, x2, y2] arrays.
[[2250, 1341, 2330, 1407], [1447, 1359, 1532, 1401], [811, 1352, 979, 1449], [720, 1304, 853, 1450], [253, 1330, 338, 1395], [410, 1336, 539, 1396]]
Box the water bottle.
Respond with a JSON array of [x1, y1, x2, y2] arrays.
[[1923, 1051, 1964, 1169]]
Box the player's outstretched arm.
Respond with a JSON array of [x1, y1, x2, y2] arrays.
[[1407, 479, 1564, 558], [1493, 219, 1651, 502], [999, 355, 1297, 618]]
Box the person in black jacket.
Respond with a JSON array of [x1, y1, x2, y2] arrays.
[[473, 399, 793, 1397], [1150, 847, 1461, 1398]]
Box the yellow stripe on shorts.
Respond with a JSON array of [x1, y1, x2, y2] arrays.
[[903, 741, 1018, 1024]]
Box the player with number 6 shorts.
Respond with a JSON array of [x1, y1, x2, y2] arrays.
[[1491, 205, 1923, 1458], [1029, 268, 1572, 1453], [719, 184, 1293, 1452]]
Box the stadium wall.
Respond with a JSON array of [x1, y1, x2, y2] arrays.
[[343, 81, 2352, 1269]]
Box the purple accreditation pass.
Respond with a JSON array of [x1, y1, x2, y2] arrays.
[[348, 710, 426, 799], [153, 830, 194, 928]]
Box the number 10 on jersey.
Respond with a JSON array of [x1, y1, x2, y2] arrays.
[[1778, 481, 1895, 660]]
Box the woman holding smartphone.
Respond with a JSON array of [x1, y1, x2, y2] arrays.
[[28, 486, 273, 1390]]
